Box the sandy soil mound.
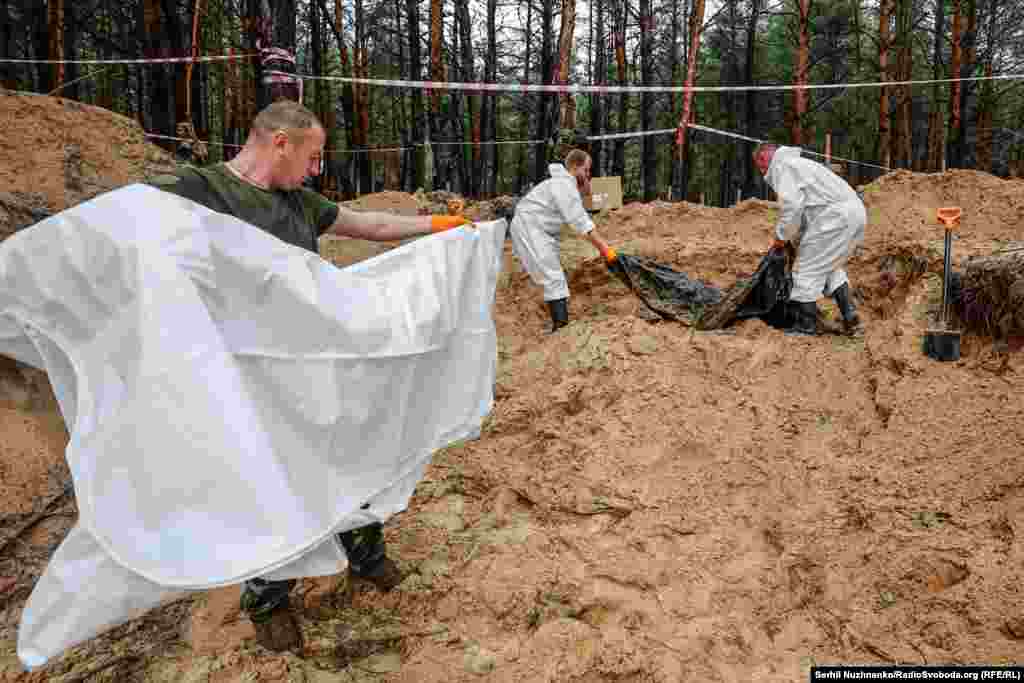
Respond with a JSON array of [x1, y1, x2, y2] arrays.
[[862, 169, 1024, 246], [343, 191, 423, 216], [2, 163, 1023, 682], [0, 90, 176, 239]]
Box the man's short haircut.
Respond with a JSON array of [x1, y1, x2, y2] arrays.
[[250, 100, 322, 140], [564, 149, 591, 171]]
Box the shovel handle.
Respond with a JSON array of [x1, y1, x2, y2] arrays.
[[936, 206, 962, 229]]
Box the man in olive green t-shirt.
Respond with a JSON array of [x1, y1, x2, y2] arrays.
[[150, 100, 470, 654]]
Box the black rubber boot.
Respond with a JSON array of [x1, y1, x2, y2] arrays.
[[831, 283, 864, 336], [547, 298, 569, 333], [240, 578, 303, 652], [785, 301, 818, 337], [338, 523, 404, 592]]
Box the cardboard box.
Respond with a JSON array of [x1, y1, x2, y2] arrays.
[[584, 176, 623, 212]]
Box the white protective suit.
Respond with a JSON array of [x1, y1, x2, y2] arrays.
[[510, 163, 594, 301], [764, 146, 866, 303], [0, 184, 506, 670]]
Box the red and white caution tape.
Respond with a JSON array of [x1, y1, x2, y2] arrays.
[[146, 124, 890, 172], [3, 53, 1021, 94], [0, 53, 257, 65], [268, 69, 1024, 94], [686, 123, 892, 172], [586, 123, 891, 172], [144, 132, 546, 154], [144, 133, 242, 149], [586, 127, 676, 141]]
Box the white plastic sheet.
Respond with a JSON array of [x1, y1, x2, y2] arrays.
[[0, 185, 506, 669]]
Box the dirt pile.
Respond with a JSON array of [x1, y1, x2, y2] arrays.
[[0, 90, 176, 240], [862, 169, 1024, 246], [2, 161, 1024, 682], [324, 190, 517, 267], [413, 189, 518, 221]]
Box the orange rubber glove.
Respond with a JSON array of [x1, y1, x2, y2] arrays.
[[603, 246, 618, 263], [431, 215, 470, 233]]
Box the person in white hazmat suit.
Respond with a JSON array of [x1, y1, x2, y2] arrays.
[[753, 144, 866, 336], [510, 149, 619, 332]]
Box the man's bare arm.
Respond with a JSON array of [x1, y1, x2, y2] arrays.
[[328, 206, 434, 241]]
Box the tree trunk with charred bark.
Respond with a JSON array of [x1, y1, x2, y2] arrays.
[[429, 0, 446, 190], [673, 0, 704, 201], [591, 0, 606, 178], [142, 0, 175, 146], [742, 0, 761, 198], [517, 0, 533, 194], [353, 0, 371, 193], [639, 0, 655, 200], [485, 0, 498, 196], [955, 0, 977, 168], [791, 0, 810, 146], [405, 0, 425, 191], [974, 0, 998, 173], [877, 0, 894, 169], [611, 0, 627, 179], [891, 0, 913, 168], [556, 0, 577, 130], [47, 0, 64, 93], [34, 2, 50, 92], [533, 0, 555, 183], [456, 0, 477, 196], [947, 0, 963, 168], [0, 0, 14, 89], [925, 0, 945, 172], [321, 0, 356, 195]]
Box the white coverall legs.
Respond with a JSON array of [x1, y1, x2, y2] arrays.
[[510, 214, 571, 302], [789, 200, 866, 303]]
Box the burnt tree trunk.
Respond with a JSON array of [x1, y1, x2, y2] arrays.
[[925, 0, 945, 171], [955, 0, 977, 168], [516, 0, 532, 194], [591, 0, 606, 177], [742, 0, 761, 198], [143, 0, 175, 146], [0, 0, 15, 89], [891, 0, 913, 168], [485, 0, 498, 196], [47, 0, 64, 92], [639, 0, 655, 200], [354, 0, 371, 193], [556, 0, 577, 129], [673, 0, 705, 201], [611, 0, 627, 179], [456, 0, 477, 195], [790, 0, 811, 146], [429, 0, 446, 189], [947, 0, 963, 167], [34, 1, 50, 92], [533, 0, 555, 183], [877, 0, 894, 169]]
